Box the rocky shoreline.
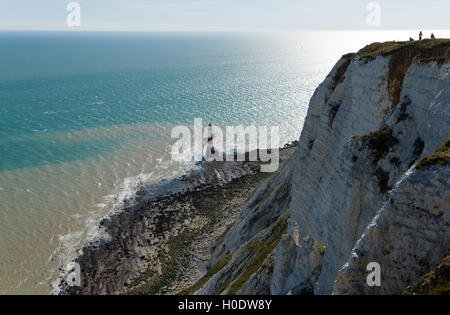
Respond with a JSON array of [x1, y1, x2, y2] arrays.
[[57, 143, 297, 295]]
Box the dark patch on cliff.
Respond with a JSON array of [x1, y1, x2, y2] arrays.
[[408, 137, 425, 168], [328, 101, 342, 127], [374, 167, 391, 193], [356, 125, 399, 165], [308, 139, 315, 151], [390, 157, 400, 167], [396, 95, 412, 123], [327, 53, 354, 99]]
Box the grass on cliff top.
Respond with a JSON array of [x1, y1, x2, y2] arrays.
[[357, 39, 450, 61], [416, 139, 450, 170]]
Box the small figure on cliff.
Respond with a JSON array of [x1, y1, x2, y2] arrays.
[[419, 31, 423, 40], [409, 37, 414, 42], [431, 33, 436, 39]]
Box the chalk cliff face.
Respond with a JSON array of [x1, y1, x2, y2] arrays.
[[334, 164, 449, 294], [195, 40, 450, 295]]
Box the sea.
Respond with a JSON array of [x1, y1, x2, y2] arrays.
[[1, 30, 448, 294]]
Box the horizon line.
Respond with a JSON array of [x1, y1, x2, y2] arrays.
[[1, 28, 450, 33]]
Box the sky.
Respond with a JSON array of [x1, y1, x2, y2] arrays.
[[1, 0, 449, 31]]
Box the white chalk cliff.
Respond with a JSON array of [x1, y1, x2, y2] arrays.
[[195, 40, 450, 295]]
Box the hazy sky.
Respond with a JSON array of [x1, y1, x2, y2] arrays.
[[1, 0, 449, 31]]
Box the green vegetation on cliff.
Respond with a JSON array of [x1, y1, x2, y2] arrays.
[[180, 252, 233, 295], [404, 255, 450, 295], [357, 39, 450, 61], [226, 211, 289, 295], [416, 139, 450, 170]]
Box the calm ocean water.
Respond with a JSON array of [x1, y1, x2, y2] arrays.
[[1, 30, 445, 294]]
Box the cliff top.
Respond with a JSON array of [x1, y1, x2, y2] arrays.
[[357, 39, 450, 62], [349, 39, 450, 111]]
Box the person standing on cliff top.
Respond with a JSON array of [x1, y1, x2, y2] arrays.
[[419, 31, 423, 40], [431, 33, 436, 39]]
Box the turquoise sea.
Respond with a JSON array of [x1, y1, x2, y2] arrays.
[[1, 30, 442, 294]]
